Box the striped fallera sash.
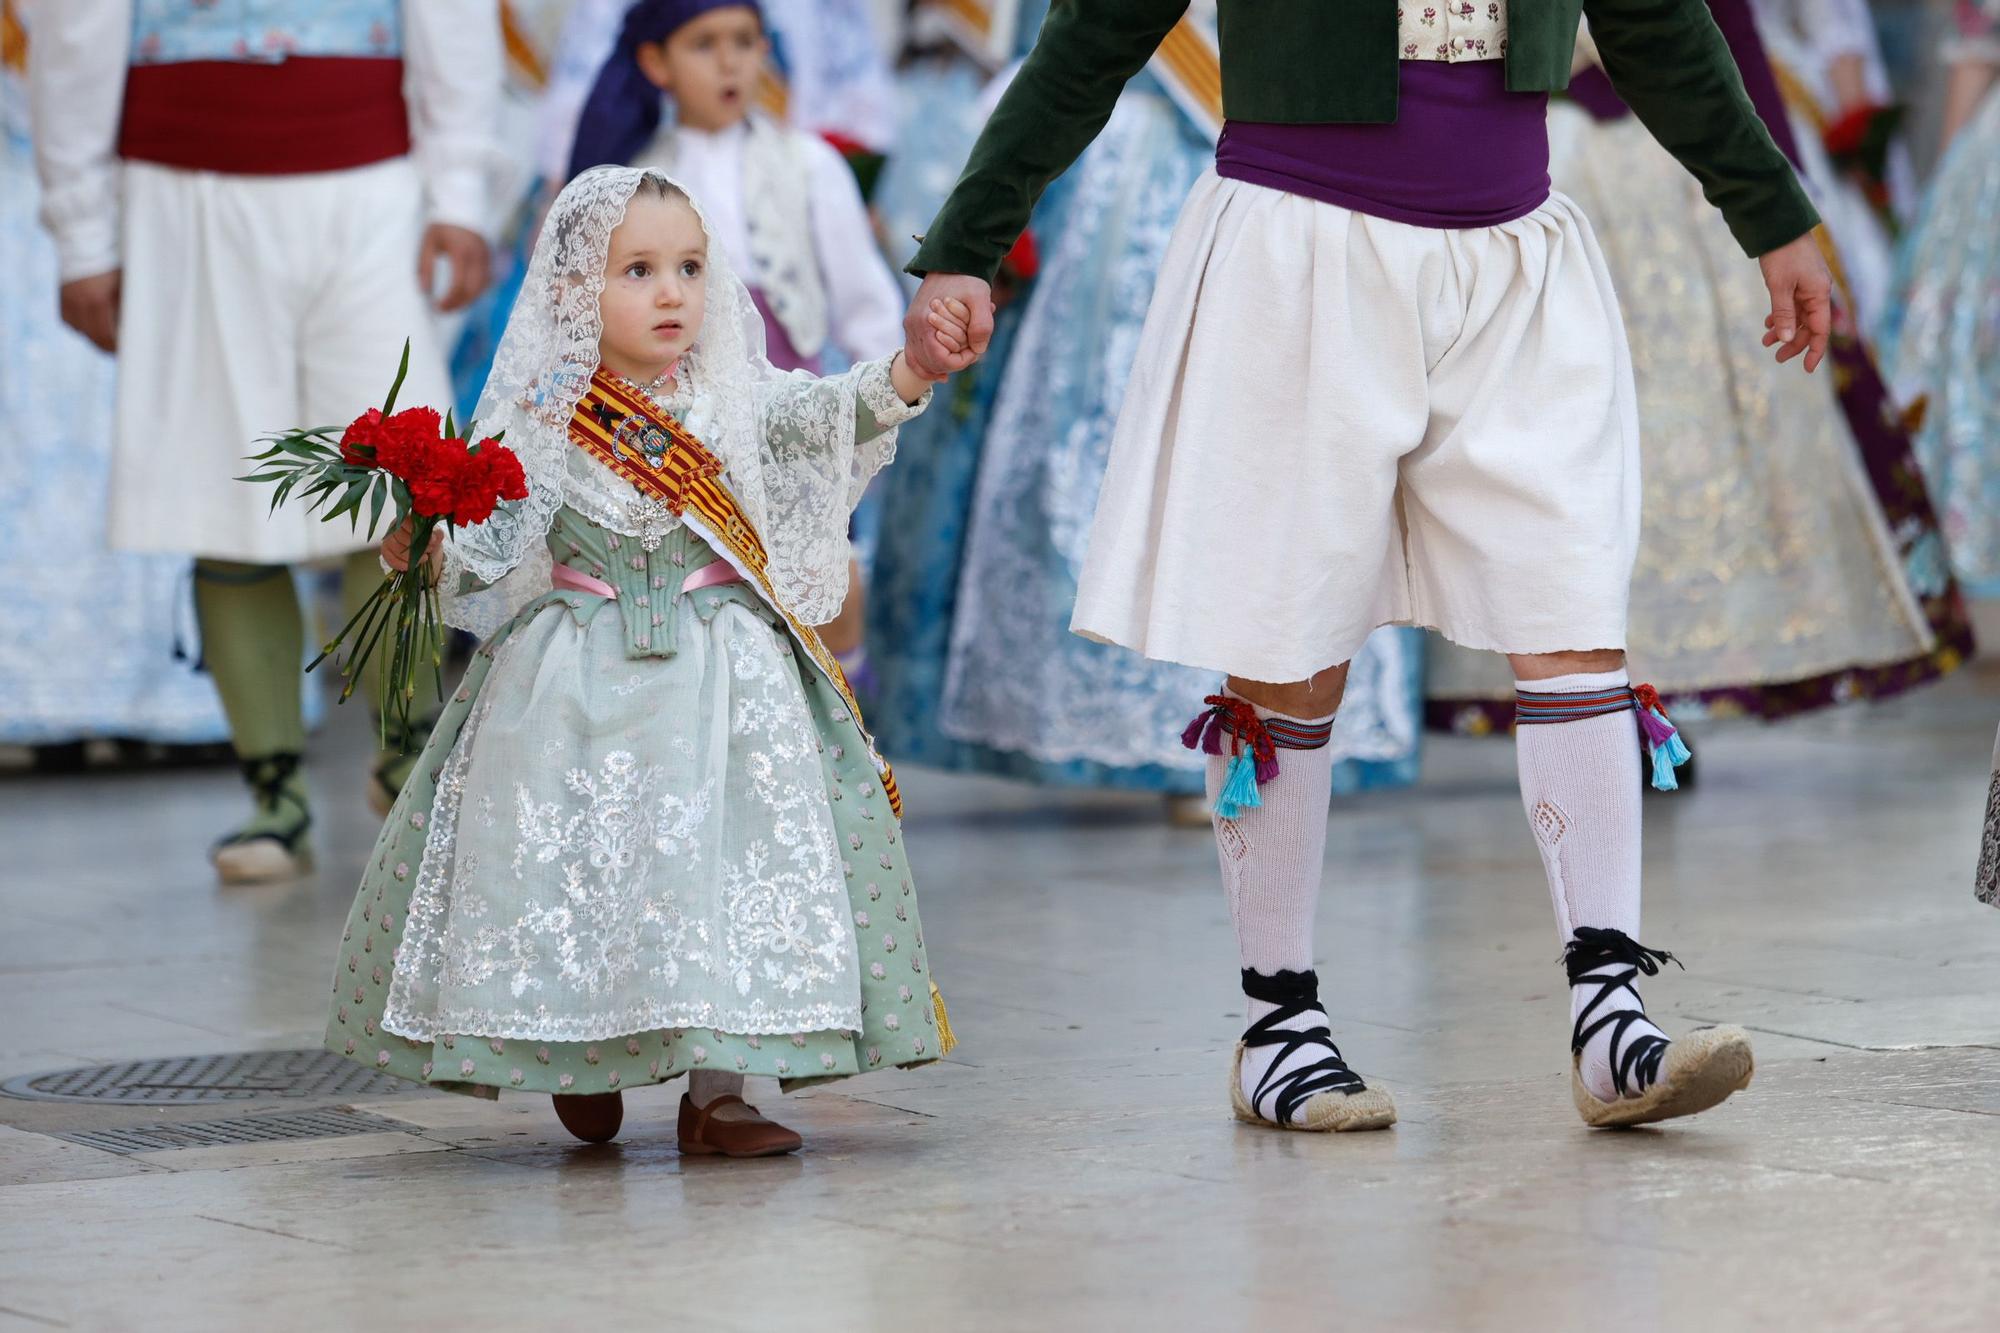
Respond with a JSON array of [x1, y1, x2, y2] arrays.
[[568, 368, 903, 816], [922, 0, 1020, 69], [1149, 16, 1223, 145]]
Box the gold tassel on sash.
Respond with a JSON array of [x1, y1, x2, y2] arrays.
[[931, 982, 958, 1056]]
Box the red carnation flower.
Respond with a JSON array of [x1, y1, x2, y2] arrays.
[[447, 450, 503, 526], [404, 449, 464, 519], [1824, 105, 1876, 158], [374, 407, 445, 480], [339, 408, 389, 465], [446, 442, 528, 526], [1001, 228, 1040, 283], [478, 440, 529, 502]]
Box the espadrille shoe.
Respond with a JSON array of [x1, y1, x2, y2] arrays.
[[1232, 967, 1397, 1132], [211, 753, 314, 885], [1229, 1041, 1398, 1132], [1571, 1024, 1754, 1128], [1563, 927, 1753, 1128]]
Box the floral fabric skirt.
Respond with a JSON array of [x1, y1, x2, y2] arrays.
[[325, 562, 942, 1097]]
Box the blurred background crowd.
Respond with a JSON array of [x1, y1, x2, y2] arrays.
[[2, 0, 1996, 854]]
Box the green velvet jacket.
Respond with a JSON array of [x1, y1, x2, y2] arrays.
[[909, 0, 1820, 280]]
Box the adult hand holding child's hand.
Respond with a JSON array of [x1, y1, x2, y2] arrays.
[[903, 273, 993, 379]]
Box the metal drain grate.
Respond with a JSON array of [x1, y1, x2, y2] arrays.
[[54, 1107, 415, 1155], [0, 1049, 415, 1105]]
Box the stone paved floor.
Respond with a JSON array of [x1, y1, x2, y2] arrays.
[[2, 656, 1997, 1331]]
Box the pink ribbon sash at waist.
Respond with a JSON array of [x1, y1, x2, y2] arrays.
[[551, 560, 744, 600]]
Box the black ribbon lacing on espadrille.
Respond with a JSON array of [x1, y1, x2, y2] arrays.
[[1562, 928, 1682, 1098], [214, 752, 311, 852], [1240, 968, 1367, 1123]]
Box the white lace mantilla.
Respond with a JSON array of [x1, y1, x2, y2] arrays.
[[441, 166, 914, 642]]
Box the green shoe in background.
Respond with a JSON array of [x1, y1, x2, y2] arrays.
[[212, 752, 313, 884]]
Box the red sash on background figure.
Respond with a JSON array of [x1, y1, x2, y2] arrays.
[[118, 57, 411, 174]]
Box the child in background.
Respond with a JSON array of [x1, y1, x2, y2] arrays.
[[569, 0, 904, 687], [323, 167, 957, 1153]]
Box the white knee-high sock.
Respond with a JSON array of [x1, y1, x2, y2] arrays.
[[1209, 693, 1335, 976], [1514, 668, 1664, 1101], [1206, 692, 1351, 1122]]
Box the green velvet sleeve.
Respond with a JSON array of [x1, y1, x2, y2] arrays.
[[907, 0, 1192, 281], [1582, 0, 1819, 256]]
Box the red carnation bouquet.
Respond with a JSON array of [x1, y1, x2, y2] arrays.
[[240, 341, 528, 740], [1823, 102, 1906, 236]]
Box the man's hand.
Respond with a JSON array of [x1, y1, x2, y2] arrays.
[[903, 272, 993, 380], [1757, 233, 1834, 373], [418, 223, 493, 313], [59, 270, 122, 353]]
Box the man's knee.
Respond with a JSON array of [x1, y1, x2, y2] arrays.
[[1508, 649, 1625, 682], [1224, 664, 1351, 717]]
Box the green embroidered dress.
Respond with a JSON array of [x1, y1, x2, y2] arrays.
[[324, 356, 944, 1097]]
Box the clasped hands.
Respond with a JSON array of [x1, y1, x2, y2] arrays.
[[901, 231, 1835, 381]]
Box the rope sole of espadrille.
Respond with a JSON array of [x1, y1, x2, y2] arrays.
[[212, 836, 314, 885], [1571, 1024, 1755, 1129], [1228, 1042, 1398, 1132]]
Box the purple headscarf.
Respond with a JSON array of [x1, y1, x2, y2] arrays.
[[566, 0, 765, 182]]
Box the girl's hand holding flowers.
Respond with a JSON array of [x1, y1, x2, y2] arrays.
[[240, 341, 528, 740], [380, 516, 444, 578]]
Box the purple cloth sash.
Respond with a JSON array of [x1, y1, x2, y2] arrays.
[[751, 287, 822, 375], [1214, 60, 1550, 229]]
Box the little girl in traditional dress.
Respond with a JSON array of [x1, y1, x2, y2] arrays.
[[321, 166, 956, 1154], [569, 0, 907, 687]]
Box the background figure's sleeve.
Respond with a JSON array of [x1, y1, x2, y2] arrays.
[[907, 0, 1190, 280], [801, 135, 906, 363], [1583, 0, 1820, 256], [536, 0, 626, 185], [1812, 0, 1881, 63], [27, 0, 134, 282], [1947, 0, 2000, 64], [404, 0, 504, 233]]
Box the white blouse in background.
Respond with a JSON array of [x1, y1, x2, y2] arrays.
[[26, 0, 500, 282], [645, 116, 906, 365]]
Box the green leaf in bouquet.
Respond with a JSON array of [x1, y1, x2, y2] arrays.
[[444, 407, 457, 440], [311, 576, 389, 674], [327, 475, 373, 528], [381, 339, 413, 416], [367, 473, 389, 537]]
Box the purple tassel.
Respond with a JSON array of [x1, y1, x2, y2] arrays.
[[1636, 707, 1678, 749], [1199, 712, 1226, 755], [1180, 710, 1210, 751], [1254, 753, 1281, 785]]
